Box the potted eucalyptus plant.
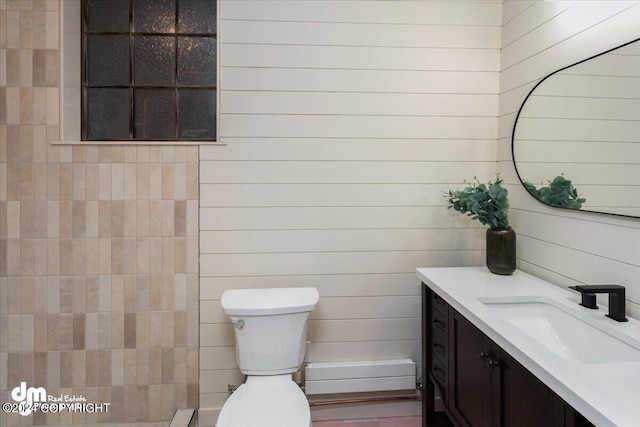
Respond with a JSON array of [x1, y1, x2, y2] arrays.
[[445, 175, 515, 275]]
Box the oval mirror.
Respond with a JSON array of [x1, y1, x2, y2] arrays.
[[512, 37, 640, 218]]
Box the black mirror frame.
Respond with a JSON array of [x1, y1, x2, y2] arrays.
[[511, 36, 640, 220]]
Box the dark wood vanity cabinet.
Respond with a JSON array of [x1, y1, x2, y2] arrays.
[[422, 285, 595, 427], [449, 311, 494, 427]]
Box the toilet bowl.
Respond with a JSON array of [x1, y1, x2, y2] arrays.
[[216, 376, 311, 427], [217, 287, 319, 427]]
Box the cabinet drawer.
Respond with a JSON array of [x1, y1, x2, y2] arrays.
[[431, 304, 448, 337], [431, 351, 448, 393], [431, 291, 448, 314], [432, 329, 448, 364]]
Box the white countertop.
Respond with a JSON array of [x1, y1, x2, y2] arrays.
[[416, 266, 640, 427]]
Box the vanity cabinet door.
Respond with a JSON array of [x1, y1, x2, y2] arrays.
[[492, 349, 564, 427], [450, 310, 492, 427], [449, 312, 564, 427]]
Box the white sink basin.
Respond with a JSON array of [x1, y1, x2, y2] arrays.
[[481, 298, 640, 364]]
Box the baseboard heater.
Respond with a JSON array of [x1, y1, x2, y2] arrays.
[[304, 359, 416, 395]]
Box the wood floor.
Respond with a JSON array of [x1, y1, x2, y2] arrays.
[[313, 413, 453, 427]]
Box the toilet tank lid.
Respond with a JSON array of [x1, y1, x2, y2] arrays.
[[221, 287, 319, 316]]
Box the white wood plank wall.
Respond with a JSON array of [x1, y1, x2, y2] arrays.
[[498, 2, 640, 321], [199, 1, 501, 424]]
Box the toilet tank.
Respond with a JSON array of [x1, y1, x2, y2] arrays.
[[221, 287, 320, 375]]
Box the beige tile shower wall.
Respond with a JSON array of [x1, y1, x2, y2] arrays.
[[0, 1, 199, 426], [498, 1, 640, 317], [199, 1, 502, 424]]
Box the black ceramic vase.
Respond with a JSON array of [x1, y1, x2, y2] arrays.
[[486, 227, 516, 275]]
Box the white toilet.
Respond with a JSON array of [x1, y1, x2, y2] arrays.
[[217, 287, 320, 427]]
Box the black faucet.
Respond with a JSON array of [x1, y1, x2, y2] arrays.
[[569, 285, 628, 322]]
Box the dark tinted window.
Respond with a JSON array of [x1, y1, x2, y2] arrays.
[[83, 0, 216, 141]]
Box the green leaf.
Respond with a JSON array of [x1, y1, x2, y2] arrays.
[[443, 173, 509, 228]]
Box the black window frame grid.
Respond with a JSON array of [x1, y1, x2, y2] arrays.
[[81, 0, 217, 142]]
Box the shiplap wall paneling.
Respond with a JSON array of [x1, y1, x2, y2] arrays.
[[498, 2, 640, 328], [200, 1, 502, 424]]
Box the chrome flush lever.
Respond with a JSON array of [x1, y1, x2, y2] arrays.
[[231, 319, 245, 330]]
